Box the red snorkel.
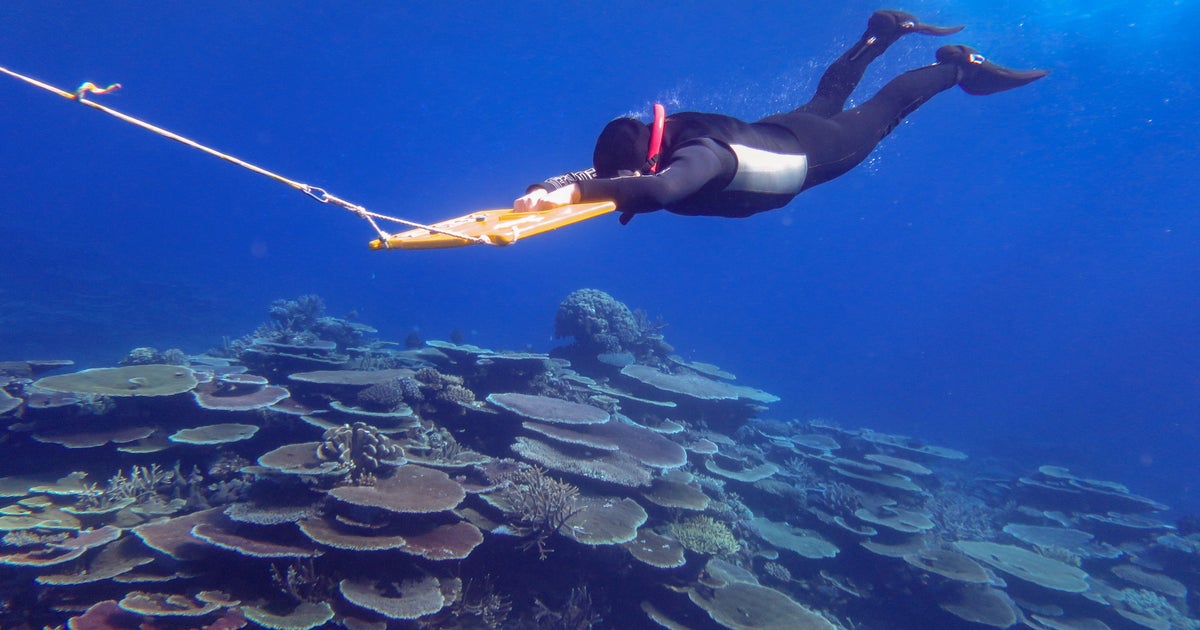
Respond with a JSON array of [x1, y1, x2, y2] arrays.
[[645, 103, 666, 174]]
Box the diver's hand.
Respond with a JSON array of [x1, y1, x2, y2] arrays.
[[513, 184, 580, 212]]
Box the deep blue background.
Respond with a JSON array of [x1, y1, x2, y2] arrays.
[[3, 2, 1198, 512]]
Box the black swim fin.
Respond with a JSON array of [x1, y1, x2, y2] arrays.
[[851, 11, 965, 61], [936, 45, 1049, 95], [869, 10, 964, 39], [907, 22, 965, 36]]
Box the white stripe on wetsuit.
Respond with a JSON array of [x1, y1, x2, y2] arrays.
[[726, 144, 809, 194]]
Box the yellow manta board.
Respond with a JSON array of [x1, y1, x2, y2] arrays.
[[368, 201, 617, 250]]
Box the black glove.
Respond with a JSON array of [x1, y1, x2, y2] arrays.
[[619, 212, 635, 225]]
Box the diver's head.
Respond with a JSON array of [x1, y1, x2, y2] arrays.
[[593, 117, 650, 177]]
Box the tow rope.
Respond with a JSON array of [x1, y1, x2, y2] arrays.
[[0, 65, 491, 247]]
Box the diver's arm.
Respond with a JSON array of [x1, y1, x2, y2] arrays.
[[537, 168, 596, 192], [514, 184, 581, 212], [576, 142, 726, 214], [514, 168, 595, 211], [513, 142, 727, 215]]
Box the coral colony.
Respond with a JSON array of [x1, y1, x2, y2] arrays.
[[0, 290, 1197, 629]]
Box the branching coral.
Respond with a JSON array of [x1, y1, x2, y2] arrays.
[[670, 515, 741, 556], [531, 585, 604, 629], [818, 481, 862, 517], [450, 577, 513, 629], [927, 488, 999, 542], [496, 466, 581, 559], [783, 458, 824, 491], [270, 558, 335, 604], [75, 464, 179, 512]]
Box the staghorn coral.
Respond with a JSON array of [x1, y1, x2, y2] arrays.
[[783, 457, 825, 491], [207, 451, 251, 480], [670, 515, 741, 556], [449, 577, 513, 629], [75, 464, 178, 512], [927, 488, 999, 542], [818, 480, 862, 516], [317, 422, 405, 482], [531, 585, 604, 629], [496, 465, 581, 559], [270, 558, 335, 604]]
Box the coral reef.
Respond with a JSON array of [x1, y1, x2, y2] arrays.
[[0, 292, 1194, 630]]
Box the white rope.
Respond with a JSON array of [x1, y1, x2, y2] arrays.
[[0, 65, 493, 247]]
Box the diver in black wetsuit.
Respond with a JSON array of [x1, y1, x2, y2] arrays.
[[514, 10, 1048, 224]]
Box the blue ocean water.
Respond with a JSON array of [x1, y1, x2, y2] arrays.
[[3, 1, 1197, 509], [1, 0, 1197, 573]]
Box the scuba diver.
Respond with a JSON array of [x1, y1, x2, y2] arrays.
[[514, 10, 1049, 225]]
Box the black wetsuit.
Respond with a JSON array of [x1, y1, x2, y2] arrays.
[[532, 27, 961, 219]]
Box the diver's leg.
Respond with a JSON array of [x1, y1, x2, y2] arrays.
[[799, 49, 1047, 188], [763, 10, 963, 122], [799, 62, 960, 188]]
